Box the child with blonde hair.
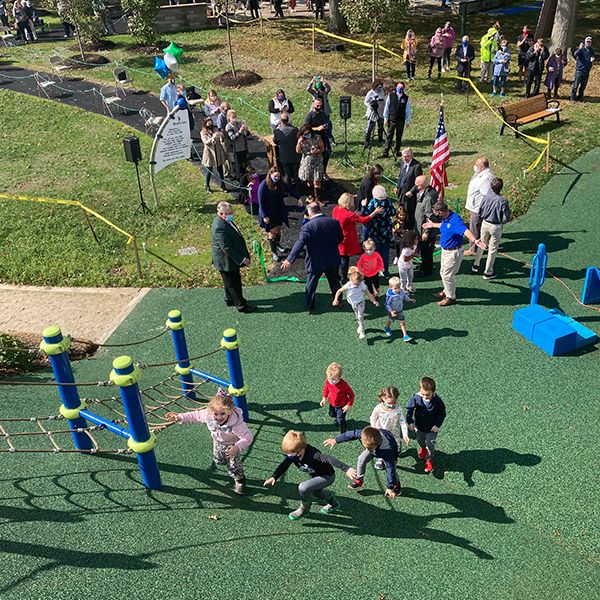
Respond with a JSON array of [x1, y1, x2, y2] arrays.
[[384, 276, 415, 341], [357, 238, 384, 296], [166, 389, 253, 495], [397, 230, 419, 292], [264, 430, 356, 520], [370, 387, 410, 470], [320, 362, 354, 433], [333, 267, 379, 339]]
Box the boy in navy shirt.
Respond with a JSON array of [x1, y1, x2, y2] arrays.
[[324, 426, 402, 498], [406, 376, 446, 473]]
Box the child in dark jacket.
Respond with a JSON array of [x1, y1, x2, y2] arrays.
[[406, 376, 446, 474], [264, 430, 356, 520], [324, 426, 402, 498]]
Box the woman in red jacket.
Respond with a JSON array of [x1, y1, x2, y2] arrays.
[[333, 192, 383, 283]]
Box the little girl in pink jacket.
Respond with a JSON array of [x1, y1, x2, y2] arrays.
[[166, 389, 253, 495]]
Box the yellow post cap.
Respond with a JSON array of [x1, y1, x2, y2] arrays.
[[42, 325, 62, 338], [223, 328, 237, 338], [113, 355, 133, 370], [168, 309, 181, 320]]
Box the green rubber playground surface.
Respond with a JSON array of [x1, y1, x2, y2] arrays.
[[1, 149, 599, 599]]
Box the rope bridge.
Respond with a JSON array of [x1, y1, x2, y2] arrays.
[[0, 310, 249, 491]]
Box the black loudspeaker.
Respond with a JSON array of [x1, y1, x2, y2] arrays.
[[339, 96, 351, 120], [123, 136, 142, 164], [331, 43, 344, 51]]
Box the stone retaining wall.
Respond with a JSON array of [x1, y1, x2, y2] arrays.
[[156, 2, 209, 33]]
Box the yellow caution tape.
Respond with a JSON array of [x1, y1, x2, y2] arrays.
[[0, 192, 135, 243], [302, 26, 374, 49], [453, 76, 549, 173], [377, 44, 403, 59]]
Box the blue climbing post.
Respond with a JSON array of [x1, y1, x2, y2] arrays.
[[40, 326, 93, 451], [110, 356, 161, 490], [529, 243, 547, 305], [221, 328, 248, 422], [166, 309, 196, 400]]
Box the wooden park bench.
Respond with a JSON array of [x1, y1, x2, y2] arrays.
[[498, 94, 561, 136]]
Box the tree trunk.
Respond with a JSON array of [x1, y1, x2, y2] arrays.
[[75, 27, 85, 61], [549, 0, 579, 53], [535, 0, 558, 39], [225, 1, 236, 77], [371, 36, 377, 82], [327, 0, 346, 34]]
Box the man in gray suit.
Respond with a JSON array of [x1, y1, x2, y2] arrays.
[[211, 201, 256, 313], [274, 112, 301, 194], [406, 175, 438, 277]]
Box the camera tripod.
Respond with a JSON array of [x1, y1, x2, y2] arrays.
[[339, 117, 354, 168]]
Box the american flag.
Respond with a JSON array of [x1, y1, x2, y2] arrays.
[[430, 103, 449, 199]]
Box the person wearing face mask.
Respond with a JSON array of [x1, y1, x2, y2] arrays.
[[480, 26, 499, 84], [464, 157, 494, 255], [201, 118, 228, 193], [571, 36, 596, 102], [225, 109, 249, 180], [545, 47, 567, 99], [428, 27, 445, 78], [274, 112, 301, 194], [363, 80, 385, 149], [402, 29, 418, 81], [455, 35, 475, 92], [160, 76, 178, 113], [406, 376, 446, 474], [320, 362, 354, 434], [406, 174, 438, 277], [516, 25, 534, 83], [211, 201, 256, 313], [268, 89, 295, 131], [525, 38, 549, 97], [306, 75, 332, 117], [441, 22, 456, 72], [491, 41, 511, 96], [380, 82, 411, 159], [304, 99, 331, 178], [296, 124, 325, 201], [356, 164, 384, 214], [258, 166, 299, 261]]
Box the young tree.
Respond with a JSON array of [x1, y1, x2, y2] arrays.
[[122, 0, 161, 46], [60, 0, 105, 59], [340, 0, 407, 81]]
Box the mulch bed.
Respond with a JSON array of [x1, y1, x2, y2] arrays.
[[342, 76, 397, 97], [0, 332, 98, 377], [66, 53, 112, 69], [127, 41, 170, 55], [212, 70, 263, 88]]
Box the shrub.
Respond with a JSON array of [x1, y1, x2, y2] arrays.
[[0, 333, 37, 371], [122, 0, 161, 46]]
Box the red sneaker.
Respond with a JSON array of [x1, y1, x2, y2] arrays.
[[424, 459, 434, 473], [417, 447, 427, 460]]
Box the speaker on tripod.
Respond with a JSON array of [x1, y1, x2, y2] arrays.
[[123, 136, 150, 214], [338, 96, 353, 167]]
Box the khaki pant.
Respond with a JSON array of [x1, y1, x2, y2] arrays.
[[440, 247, 464, 300], [480, 61, 493, 82], [474, 220, 502, 276], [468, 209, 482, 252]]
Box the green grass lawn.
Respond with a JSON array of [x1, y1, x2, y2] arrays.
[[3, 1, 600, 218], [0, 148, 598, 599], [0, 89, 264, 287]]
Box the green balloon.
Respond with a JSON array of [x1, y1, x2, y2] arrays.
[[163, 41, 184, 63]]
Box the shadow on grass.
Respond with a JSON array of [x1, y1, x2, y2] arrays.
[[501, 230, 580, 255]]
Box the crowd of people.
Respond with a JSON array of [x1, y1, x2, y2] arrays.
[[166, 372, 446, 519]]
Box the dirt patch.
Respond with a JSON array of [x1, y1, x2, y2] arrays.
[[212, 70, 262, 88], [128, 41, 170, 55], [0, 332, 98, 377], [0, 285, 150, 345], [68, 39, 118, 52], [66, 54, 112, 69], [342, 76, 397, 97]]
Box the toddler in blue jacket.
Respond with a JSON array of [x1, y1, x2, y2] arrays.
[[384, 276, 415, 341], [324, 426, 402, 498]]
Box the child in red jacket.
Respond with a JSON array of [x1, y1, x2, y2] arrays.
[[320, 362, 354, 433], [357, 238, 384, 296]]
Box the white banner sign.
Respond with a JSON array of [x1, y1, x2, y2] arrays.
[[153, 109, 191, 173]]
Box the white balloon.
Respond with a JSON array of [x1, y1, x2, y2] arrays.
[[164, 53, 179, 72]]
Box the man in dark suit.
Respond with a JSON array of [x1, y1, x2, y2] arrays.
[[273, 112, 300, 194], [406, 175, 439, 277], [211, 201, 256, 313], [395, 147, 423, 228], [455, 35, 476, 91], [281, 202, 343, 312]]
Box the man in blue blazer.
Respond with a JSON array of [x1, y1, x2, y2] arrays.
[[281, 202, 343, 312]]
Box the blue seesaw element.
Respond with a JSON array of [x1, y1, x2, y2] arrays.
[[511, 244, 598, 356], [581, 266, 600, 305]]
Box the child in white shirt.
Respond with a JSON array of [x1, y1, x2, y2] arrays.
[[397, 230, 419, 292], [333, 267, 379, 339]]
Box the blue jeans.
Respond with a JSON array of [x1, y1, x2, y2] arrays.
[[329, 405, 347, 430], [493, 74, 507, 89]]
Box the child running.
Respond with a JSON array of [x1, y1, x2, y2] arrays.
[[370, 386, 410, 470], [333, 267, 379, 339], [320, 362, 354, 433], [406, 376, 446, 474], [264, 430, 356, 520], [384, 276, 416, 341], [357, 238, 384, 296], [397, 230, 419, 292], [324, 426, 402, 498], [166, 389, 253, 494]]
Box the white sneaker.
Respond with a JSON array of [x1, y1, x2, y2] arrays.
[[393, 257, 398, 265], [359, 331, 366, 340]]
